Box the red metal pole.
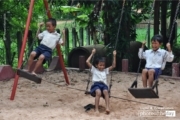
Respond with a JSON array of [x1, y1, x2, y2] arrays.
[[43, 0, 52, 18], [10, 0, 35, 100], [43, 0, 70, 85]]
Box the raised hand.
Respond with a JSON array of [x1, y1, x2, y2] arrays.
[[142, 41, 146, 45], [113, 50, 117, 56], [92, 48, 96, 54], [39, 22, 44, 27], [166, 42, 171, 51]]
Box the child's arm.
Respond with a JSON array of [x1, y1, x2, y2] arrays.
[[86, 48, 96, 68], [36, 23, 44, 38], [108, 50, 116, 71], [138, 41, 146, 59], [165, 42, 174, 62]]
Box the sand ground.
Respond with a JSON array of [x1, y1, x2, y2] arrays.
[[0, 70, 180, 120]]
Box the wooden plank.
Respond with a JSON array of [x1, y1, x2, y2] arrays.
[[17, 69, 42, 84], [128, 88, 159, 98]]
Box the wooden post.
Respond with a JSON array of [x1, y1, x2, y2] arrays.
[[154, 0, 160, 35], [86, 27, 90, 45], [76, 31, 80, 47], [122, 59, 128, 72], [72, 28, 76, 48], [147, 23, 150, 49], [79, 56, 85, 71], [65, 28, 69, 61], [28, 30, 33, 56], [5, 31, 11, 65], [172, 63, 179, 77], [79, 27, 83, 46], [16, 31, 22, 60]]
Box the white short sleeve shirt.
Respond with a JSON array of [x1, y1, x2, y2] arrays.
[[138, 48, 174, 70], [91, 66, 109, 85], [38, 30, 63, 50]]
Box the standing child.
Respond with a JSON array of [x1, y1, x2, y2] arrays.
[[138, 34, 174, 88], [26, 18, 65, 75], [86, 48, 116, 114]]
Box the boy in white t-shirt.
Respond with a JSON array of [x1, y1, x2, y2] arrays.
[[86, 48, 116, 114], [26, 18, 65, 75]]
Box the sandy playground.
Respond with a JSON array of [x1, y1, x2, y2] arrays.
[[0, 69, 180, 120]]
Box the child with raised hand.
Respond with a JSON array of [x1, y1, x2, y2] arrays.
[[26, 18, 65, 75], [138, 34, 174, 88], [86, 48, 116, 114]]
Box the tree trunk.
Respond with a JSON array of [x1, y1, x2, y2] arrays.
[[4, 31, 11, 65], [161, 1, 167, 48], [104, 2, 110, 45], [154, 0, 160, 35]]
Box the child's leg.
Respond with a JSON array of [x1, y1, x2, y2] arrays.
[[142, 69, 148, 87], [147, 69, 155, 87], [27, 51, 37, 71], [32, 54, 45, 75], [95, 89, 101, 112], [103, 89, 110, 114]]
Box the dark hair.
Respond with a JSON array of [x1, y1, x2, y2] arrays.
[[93, 57, 105, 67], [47, 18, 57, 27], [151, 34, 163, 43]]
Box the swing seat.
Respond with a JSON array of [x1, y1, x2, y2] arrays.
[[129, 80, 159, 98], [128, 88, 159, 98], [17, 69, 42, 84]]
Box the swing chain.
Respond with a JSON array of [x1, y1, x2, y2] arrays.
[[109, 0, 126, 96], [131, 0, 156, 88], [114, 0, 125, 50], [85, 0, 105, 94], [3, 13, 6, 41], [168, 0, 180, 43]]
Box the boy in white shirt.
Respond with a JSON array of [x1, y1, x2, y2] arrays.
[[86, 48, 116, 114], [138, 34, 174, 88], [26, 18, 65, 75]]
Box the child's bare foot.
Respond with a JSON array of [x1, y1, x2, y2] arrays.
[[31, 71, 37, 76], [94, 110, 100, 116], [106, 109, 110, 114], [95, 110, 99, 113]]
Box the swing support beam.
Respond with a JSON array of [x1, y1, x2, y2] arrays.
[[10, 0, 69, 100]]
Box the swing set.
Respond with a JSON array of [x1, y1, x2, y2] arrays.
[[10, 0, 70, 100], [10, 0, 179, 101]]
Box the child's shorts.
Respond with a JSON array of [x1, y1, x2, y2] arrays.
[[33, 44, 52, 62], [146, 68, 162, 80], [90, 82, 108, 97]]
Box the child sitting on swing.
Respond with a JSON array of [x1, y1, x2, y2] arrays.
[[86, 48, 116, 114], [25, 18, 65, 75], [138, 34, 174, 88]]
